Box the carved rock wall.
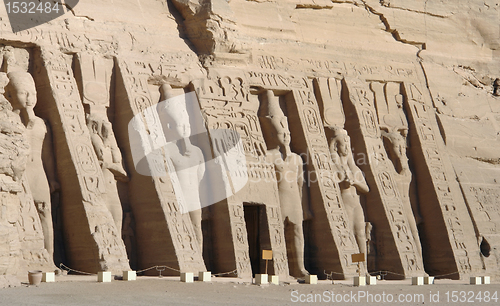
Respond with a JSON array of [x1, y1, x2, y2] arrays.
[[0, 0, 498, 282]]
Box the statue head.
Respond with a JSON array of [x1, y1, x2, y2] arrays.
[[6, 71, 37, 111], [381, 130, 407, 160], [157, 84, 191, 140], [327, 126, 350, 157], [274, 117, 291, 147], [381, 130, 409, 172], [259, 90, 291, 148]]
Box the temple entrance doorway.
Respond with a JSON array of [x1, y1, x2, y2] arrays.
[[243, 203, 265, 276]]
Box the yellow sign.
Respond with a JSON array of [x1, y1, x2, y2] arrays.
[[351, 253, 365, 263], [262, 250, 273, 260]]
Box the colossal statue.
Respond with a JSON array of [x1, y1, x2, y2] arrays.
[[259, 90, 310, 278], [381, 130, 423, 256], [5, 70, 58, 259], [87, 112, 129, 235], [328, 127, 370, 267], [157, 83, 206, 252]]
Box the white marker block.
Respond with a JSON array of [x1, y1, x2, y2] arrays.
[[181, 272, 194, 283], [198, 271, 211, 282], [123, 271, 136, 281], [424, 276, 434, 285], [42, 272, 55, 283], [270, 275, 279, 285], [367, 276, 377, 285], [255, 274, 268, 285], [470, 277, 482, 285], [354, 276, 366, 287], [305, 275, 317, 284], [482, 276, 490, 285], [412, 277, 424, 286], [98, 271, 112, 283]]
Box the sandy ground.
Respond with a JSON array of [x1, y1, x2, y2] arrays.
[[0, 275, 499, 306]]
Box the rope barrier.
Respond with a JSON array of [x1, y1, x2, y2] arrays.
[[59, 262, 460, 281], [211, 269, 237, 277], [322, 269, 461, 280], [59, 263, 96, 275], [59, 262, 238, 278], [136, 265, 181, 274]]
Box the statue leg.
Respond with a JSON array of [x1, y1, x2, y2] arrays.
[[291, 221, 309, 277], [189, 209, 203, 252], [353, 205, 367, 255], [286, 208, 309, 278], [105, 176, 124, 236], [35, 200, 54, 258], [106, 198, 123, 236], [353, 204, 368, 274]]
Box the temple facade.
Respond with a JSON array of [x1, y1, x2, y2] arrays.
[[0, 0, 498, 284]]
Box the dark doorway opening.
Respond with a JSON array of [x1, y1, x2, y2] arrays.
[[244, 204, 263, 276]]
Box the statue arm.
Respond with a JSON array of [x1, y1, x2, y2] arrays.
[[109, 135, 123, 165], [90, 132, 105, 161], [107, 162, 129, 182], [197, 150, 206, 184], [348, 155, 369, 193], [102, 122, 128, 180], [352, 168, 369, 193], [41, 121, 59, 193], [108, 136, 129, 181]]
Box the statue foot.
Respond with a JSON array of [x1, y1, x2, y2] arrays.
[[299, 269, 310, 277]]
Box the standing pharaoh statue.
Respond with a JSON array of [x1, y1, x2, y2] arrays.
[[157, 84, 205, 252], [6, 70, 59, 259], [381, 130, 422, 256], [327, 127, 369, 268], [87, 113, 129, 235], [259, 90, 310, 278]]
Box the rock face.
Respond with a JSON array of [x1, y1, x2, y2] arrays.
[[0, 0, 498, 282]]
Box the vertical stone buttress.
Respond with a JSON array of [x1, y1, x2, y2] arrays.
[[34, 48, 130, 273], [114, 58, 206, 275]]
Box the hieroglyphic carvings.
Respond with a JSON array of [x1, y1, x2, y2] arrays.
[[459, 182, 500, 277], [193, 71, 289, 278], [116, 58, 205, 273], [194, 74, 266, 161], [251, 52, 417, 81], [34, 48, 129, 273], [343, 78, 425, 277], [16, 176, 52, 269], [0, 20, 117, 55], [464, 186, 500, 234], [227, 200, 252, 277], [403, 82, 483, 276]]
